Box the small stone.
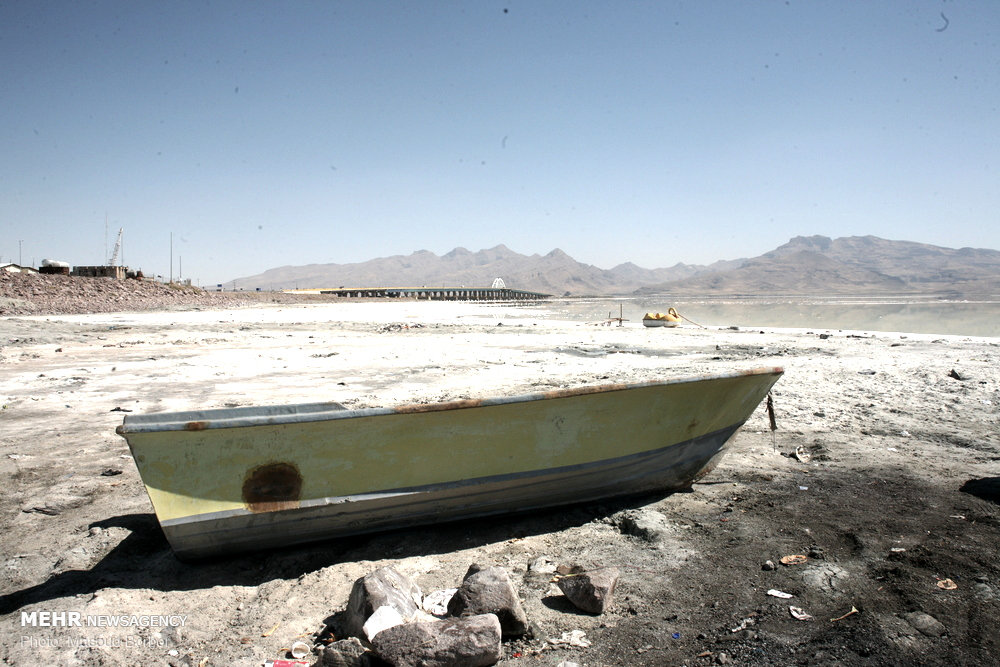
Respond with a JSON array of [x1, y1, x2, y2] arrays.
[[422, 588, 458, 616], [363, 605, 406, 642], [372, 614, 501, 667], [557, 566, 620, 614], [448, 566, 528, 637], [528, 556, 557, 574], [716, 651, 731, 664], [904, 611, 947, 637], [808, 546, 826, 560], [344, 567, 422, 639], [948, 369, 967, 381], [762, 560, 776, 571], [320, 637, 372, 667], [973, 583, 996, 601]]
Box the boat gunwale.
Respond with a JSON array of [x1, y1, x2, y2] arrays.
[[117, 365, 783, 435]]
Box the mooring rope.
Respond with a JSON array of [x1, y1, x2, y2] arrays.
[[676, 311, 707, 329]]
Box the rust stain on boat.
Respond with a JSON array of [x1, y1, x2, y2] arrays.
[[242, 462, 302, 513], [185, 421, 208, 431]]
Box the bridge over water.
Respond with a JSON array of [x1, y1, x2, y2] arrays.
[[285, 286, 550, 301]]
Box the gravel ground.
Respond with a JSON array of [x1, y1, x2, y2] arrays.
[[1, 300, 998, 666]]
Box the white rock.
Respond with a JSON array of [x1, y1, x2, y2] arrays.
[[363, 605, 406, 641]]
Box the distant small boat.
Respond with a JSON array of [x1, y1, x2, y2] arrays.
[[643, 308, 682, 327], [117, 367, 782, 559]]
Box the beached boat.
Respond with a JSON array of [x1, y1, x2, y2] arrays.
[[643, 308, 681, 327], [117, 367, 782, 559]]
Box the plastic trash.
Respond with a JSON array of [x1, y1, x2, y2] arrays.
[[548, 630, 591, 648], [789, 606, 814, 621], [780, 554, 808, 565]]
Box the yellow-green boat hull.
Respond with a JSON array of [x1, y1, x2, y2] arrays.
[[117, 367, 782, 559]]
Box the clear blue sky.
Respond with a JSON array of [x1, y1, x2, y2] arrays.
[[3, 1, 998, 286]]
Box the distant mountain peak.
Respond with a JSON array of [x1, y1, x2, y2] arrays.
[[230, 236, 1000, 297], [782, 235, 833, 250]]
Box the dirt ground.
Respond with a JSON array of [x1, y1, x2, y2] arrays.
[[1, 295, 998, 667]]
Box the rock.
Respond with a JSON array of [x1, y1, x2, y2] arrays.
[[463, 563, 487, 577], [876, 613, 923, 652], [422, 588, 458, 616], [362, 605, 406, 641], [613, 508, 673, 542], [762, 560, 776, 571], [801, 564, 849, 595], [973, 583, 996, 601], [319, 637, 372, 666], [344, 567, 422, 639], [371, 614, 501, 667], [807, 545, 826, 560], [904, 612, 947, 637], [447, 566, 528, 637], [948, 369, 967, 381], [525, 620, 545, 640], [528, 556, 557, 574], [557, 567, 620, 614]]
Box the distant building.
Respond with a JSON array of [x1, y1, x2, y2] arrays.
[[1, 263, 39, 274]]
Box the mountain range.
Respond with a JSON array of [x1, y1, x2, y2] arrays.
[[233, 236, 1000, 297]]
